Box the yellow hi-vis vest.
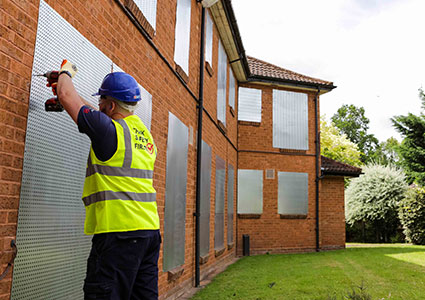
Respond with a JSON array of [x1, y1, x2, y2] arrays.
[[82, 115, 159, 235]]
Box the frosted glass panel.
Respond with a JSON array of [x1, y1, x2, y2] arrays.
[[278, 172, 308, 215], [273, 89, 308, 150], [200, 141, 212, 257], [238, 87, 262, 122], [174, 0, 191, 74], [163, 112, 189, 271], [227, 164, 234, 244], [237, 169, 263, 214], [214, 156, 225, 250]]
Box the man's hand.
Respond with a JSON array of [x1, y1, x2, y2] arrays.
[[59, 59, 78, 78]]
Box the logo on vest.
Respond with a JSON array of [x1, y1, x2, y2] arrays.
[[146, 143, 154, 155], [133, 127, 154, 154]]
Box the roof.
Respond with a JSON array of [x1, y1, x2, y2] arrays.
[[321, 156, 362, 177], [247, 56, 336, 90]]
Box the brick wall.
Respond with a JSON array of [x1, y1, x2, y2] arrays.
[[319, 176, 346, 250], [237, 83, 320, 255], [0, 0, 238, 299], [0, 0, 38, 298]]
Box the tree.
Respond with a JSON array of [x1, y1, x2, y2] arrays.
[[392, 89, 425, 185], [399, 186, 425, 245], [320, 117, 362, 167], [346, 164, 408, 242], [331, 104, 379, 163], [371, 137, 401, 166]]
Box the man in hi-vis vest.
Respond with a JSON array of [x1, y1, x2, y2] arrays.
[[54, 60, 161, 300]]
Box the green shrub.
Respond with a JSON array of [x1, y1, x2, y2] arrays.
[[399, 186, 425, 245]]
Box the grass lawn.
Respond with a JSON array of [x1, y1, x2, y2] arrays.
[[191, 244, 425, 300]]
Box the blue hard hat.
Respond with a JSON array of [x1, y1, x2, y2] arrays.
[[92, 72, 141, 102]]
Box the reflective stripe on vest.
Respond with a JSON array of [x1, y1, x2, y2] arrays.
[[82, 116, 159, 234]]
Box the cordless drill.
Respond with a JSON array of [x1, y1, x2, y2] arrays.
[[35, 71, 64, 112]]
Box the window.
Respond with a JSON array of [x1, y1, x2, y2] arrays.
[[205, 11, 213, 66], [278, 172, 308, 215], [133, 0, 157, 29], [217, 40, 227, 125], [238, 87, 262, 122], [214, 156, 226, 250], [227, 164, 234, 244], [273, 90, 308, 150], [163, 112, 189, 272], [229, 68, 236, 110], [237, 169, 263, 214], [200, 141, 212, 257], [174, 0, 191, 75]]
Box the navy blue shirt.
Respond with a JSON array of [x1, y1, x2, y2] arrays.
[[77, 105, 158, 237]]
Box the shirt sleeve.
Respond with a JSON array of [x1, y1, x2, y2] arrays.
[[77, 106, 117, 161]]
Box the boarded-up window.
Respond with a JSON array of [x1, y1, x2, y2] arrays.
[[217, 40, 227, 126], [205, 11, 213, 66], [133, 0, 157, 29], [163, 112, 189, 271], [237, 169, 263, 214], [214, 156, 226, 250], [174, 0, 191, 75], [238, 87, 262, 122], [229, 68, 236, 109], [227, 164, 234, 244], [273, 90, 308, 150], [200, 141, 212, 257], [278, 172, 308, 215]]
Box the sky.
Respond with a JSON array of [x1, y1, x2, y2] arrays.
[[231, 0, 425, 142]]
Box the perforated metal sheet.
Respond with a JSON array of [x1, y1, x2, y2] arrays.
[[217, 40, 227, 126], [214, 156, 225, 250], [238, 87, 262, 122], [278, 172, 308, 215], [12, 2, 152, 299], [273, 89, 308, 150], [205, 11, 213, 65], [174, 0, 191, 74], [163, 112, 189, 272], [237, 169, 263, 214], [200, 141, 212, 257], [133, 0, 157, 29], [229, 69, 236, 109], [227, 164, 234, 244]]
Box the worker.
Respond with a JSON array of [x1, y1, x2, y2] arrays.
[[53, 60, 161, 300]]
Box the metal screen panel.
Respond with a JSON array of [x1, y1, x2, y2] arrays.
[[229, 68, 236, 109], [200, 141, 212, 257], [10, 1, 146, 298], [273, 89, 308, 150], [205, 10, 213, 65], [133, 0, 157, 29], [163, 112, 189, 271], [238, 87, 262, 122], [237, 169, 263, 214], [174, 0, 191, 74], [278, 172, 308, 215], [214, 156, 225, 250], [217, 40, 227, 126], [227, 164, 234, 244]]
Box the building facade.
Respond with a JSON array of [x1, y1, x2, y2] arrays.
[[0, 0, 359, 299]]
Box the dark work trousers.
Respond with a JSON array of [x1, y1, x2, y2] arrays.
[[83, 230, 161, 300]]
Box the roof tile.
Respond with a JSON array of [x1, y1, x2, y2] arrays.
[[321, 156, 362, 177]]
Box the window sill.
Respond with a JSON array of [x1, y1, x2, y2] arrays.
[[227, 242, 234, 250], [175, 64, 189, 83], [238, 214, 261, 219], [200, 254, 209, 265], [124, 0, 155, 38], [238, 120, 260, 127], [167, 266, 184, 282], [280, 214, 307, 219], [205, 61, 213, 77], [229, 106, 235, 118], [278, 148, 307, 154], [217, 120, 227, 134], [215, 247, 225, 257]]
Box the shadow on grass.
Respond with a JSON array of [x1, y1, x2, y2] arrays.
[[191, 244, 425, 300]]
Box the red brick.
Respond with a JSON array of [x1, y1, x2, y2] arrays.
[[0, 212, 6, 224], [7, 211, 17, 224]]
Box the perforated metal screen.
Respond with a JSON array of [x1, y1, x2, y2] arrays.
[[133, 0, 157, 29], [12, 2, 152, 299], [200, 141, 212, 257], [278, 172, 308, 215], [214, 156, 225, 250], [227, 164, 234, 244], [217, 40, 227, 126], [238, 87, 262, 122], [174, 0, 192, 74], [237, 169, 263, 214], [163, 112, 189, 272]]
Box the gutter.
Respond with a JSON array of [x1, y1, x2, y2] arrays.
[[248, 75, 336, 93]]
